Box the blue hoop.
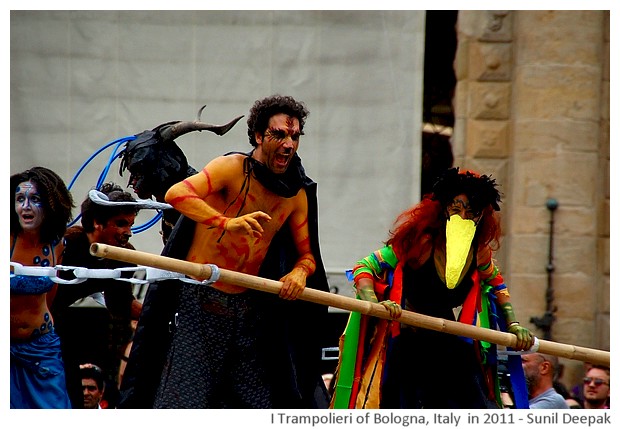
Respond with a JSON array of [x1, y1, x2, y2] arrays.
[[67, 135, 164, 234]]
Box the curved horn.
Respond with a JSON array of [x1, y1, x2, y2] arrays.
[[159, 115, 244, 141], [197, 105, 207, 122]]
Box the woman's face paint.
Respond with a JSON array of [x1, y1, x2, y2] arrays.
[[444, 195, 478, 289], [15, 181, 44, 231]]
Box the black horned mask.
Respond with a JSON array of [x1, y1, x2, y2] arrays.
[[119, 106, 243, 201]]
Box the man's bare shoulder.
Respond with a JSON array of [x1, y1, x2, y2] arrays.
[[203, 152, 246, 172], [211, 152, 247, 164]]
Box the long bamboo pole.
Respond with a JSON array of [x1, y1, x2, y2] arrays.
[[90, 242, 610, 366]]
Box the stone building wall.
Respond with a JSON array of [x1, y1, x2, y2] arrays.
[[452, 10, 610, 390]]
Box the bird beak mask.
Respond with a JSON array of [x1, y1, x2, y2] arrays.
[[444, 214, 476, 289]]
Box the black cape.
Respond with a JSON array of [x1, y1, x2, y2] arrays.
[[117, 153, 330, 408]]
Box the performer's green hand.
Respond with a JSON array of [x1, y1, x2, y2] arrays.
[[508, 323, 534, 351], [380, 300, 402, 319], [356, 280, 401, 318]]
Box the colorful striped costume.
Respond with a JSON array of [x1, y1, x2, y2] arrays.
[[331, 244, 517, 409]]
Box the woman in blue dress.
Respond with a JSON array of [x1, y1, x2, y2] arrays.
[[10, 166, 74, 408]]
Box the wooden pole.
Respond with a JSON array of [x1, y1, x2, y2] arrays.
[[90, 242, 610, 366]]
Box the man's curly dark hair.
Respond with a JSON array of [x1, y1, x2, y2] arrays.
[[10, 166, 75, 244], [246, 95, 309, 147]]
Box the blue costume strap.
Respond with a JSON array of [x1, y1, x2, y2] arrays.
[[497, 317, 529, 409], [507, 354, 529, 409], [479, 284, 529, 408]]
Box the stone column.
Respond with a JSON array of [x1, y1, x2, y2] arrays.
[[454, 10, 609, 389], [454, 10, 514, 274]]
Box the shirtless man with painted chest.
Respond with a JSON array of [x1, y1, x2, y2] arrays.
[[154, 95, 323, 408], [165, 110, 315, 298]]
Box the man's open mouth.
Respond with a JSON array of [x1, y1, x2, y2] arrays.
[[274, 153, 290, 168]]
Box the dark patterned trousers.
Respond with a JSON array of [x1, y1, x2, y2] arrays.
[[154, 285, 273, 408]]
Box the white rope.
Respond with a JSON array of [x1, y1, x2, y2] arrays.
[[88, 189, 173, 210], [10, 261, 220, 286]]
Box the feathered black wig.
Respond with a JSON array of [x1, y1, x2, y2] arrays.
[[431, 167, 502, 216]]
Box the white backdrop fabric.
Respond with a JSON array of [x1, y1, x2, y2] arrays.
[[10, 10, 425, 275]]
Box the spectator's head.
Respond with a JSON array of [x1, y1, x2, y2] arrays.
[[80, 363, 105, 409], [522, 353, 558, 398], [583, 365, 610, 409]]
